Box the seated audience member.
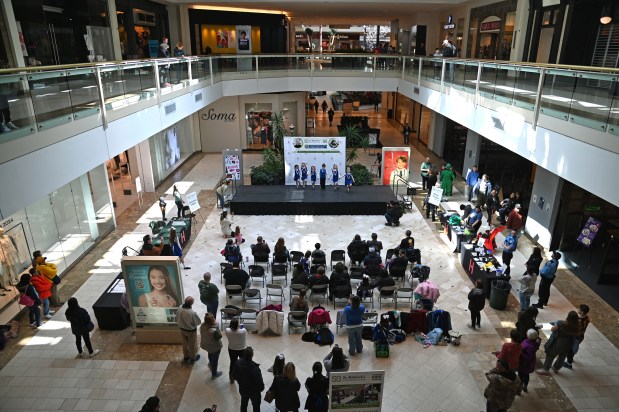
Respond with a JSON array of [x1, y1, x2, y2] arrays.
[[363, 246, 382, 267], [141, 234, 163, 256], [347, 234, 367, 265], [329, 262, 351, 300], [251, 236, 270, 255], [356, 275, 373, 298], [291, 263, 309, 286], [290, 289, 309, 315], [367, 233, 383, 255], [389, 251, 409, 270], [399, 230, 414, 251], [370, 270, 395, 291], [308, 266, 329, 288], [222, 239, 242, 264], [223, 261, 250, 290], [273, 237, 290, 262], [300, 251, 312, 273], [311, 243, 326, 264]]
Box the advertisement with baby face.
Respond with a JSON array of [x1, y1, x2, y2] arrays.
[[121, 257, 184, 327]]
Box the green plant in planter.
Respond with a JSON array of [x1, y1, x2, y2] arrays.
[[339, 124, 369, 164], [349, 163, 373, 186]]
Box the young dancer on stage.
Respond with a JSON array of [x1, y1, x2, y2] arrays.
[[344, 166, 355, 192], [310, 165, 317, 190], [332, 164, 340, 190], [319, 164, 327, 190], [293, 164, 300, 188], [301, 162, 308, 189]]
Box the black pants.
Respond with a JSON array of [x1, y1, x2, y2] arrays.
[[502, 251, 513, 275], [470, 310, 481, 327], [403, 134, 410, 144], [175, 201, 183, 218], [486, 400, 506, 412], [240, 395, 261, 412], [518, 371, 530, 387], [0, 107, 10, 123], [421, 175, 428, 190], [75, 332, 94, 354], [228, 348, 244, 373], [538, 276, 554, 306], [320, 178, 326, 189]]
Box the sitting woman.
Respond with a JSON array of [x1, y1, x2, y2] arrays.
[[273, 237, 290, 262], [220, 211, 234, 238], [329, 262, 351, 301], [222, 239, 242, 264], [290, 289, 309, 319], [323, 345, 350, 375], [414, 279, 440, 302], [291, 263, 309, 286], [234, 226, 245, 244], [308, 266, 330, 288]]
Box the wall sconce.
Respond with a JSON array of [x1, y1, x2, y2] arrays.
[[600, 5, 613, 24]]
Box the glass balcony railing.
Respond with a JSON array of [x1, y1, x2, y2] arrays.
[[0, 54, 618, 149]]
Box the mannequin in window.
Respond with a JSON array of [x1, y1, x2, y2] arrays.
[[0, 228, 19, 287]]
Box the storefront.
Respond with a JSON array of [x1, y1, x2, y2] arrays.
[[148, 117, 195, 187], [466, 0, 517, 60], [115, 0, 170, 60]]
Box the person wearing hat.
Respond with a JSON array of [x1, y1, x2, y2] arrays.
[[534, 251, 561, 309], [141, 234, 163, 256], [506, 204, 523, 234], [36, 255, 62, 306], [440, 163, 456, 199]]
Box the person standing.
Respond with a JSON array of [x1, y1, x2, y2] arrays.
[[467, 279, 485, 330], [36, 255, 62, 306], [485, 189, 499, 226], [440, 164, 456, 199], [518, 328, 541, 393], [506, 204, 523, 235], [16, 273, 42, 328], [177, 296, 202, 365], [314, 100, 319, 113], [226, 318, 247, 383], [319, 164, 327, 190], [374, 152, 382, 178], [425, 169, 438, 221], [525, 247, 543, 275], [321, 100, 328, 113], [534, 251, 561, 309], [402, 124, 411, 145], [216, 180, 230, 209], [465, 165, 479, 202], [518, 268, 537, 311], [159, 197, 167, 221], [200, 313, 224, 379], [269, 362, 301, 412], [484, 359, 521, 412], [564, 304, 590, 369], [173, 185, 184, 218], [198, 272, 219, 317], [501, 229, 518, 276], [343, 296, 365, 356], [327, 108, 334, 126], [64, 297, 99, 358], [233, 347, 264, 412], [169, 228, 190, 269], [474, 174, 491, 206], [536, 311, 579, 375], [420, 157, 432, 190], [29, 268, 54, 319], [305, 362, 329, 412]]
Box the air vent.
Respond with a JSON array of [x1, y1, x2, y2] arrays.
[[164, 103, 176, 115], [195, 93, 202, 102]]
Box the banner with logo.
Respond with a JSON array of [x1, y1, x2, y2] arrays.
[[236, 25, 252, 53], [329, 370, 385, 411], [283, 136, 346, 185], [381, 147, 411, 186]]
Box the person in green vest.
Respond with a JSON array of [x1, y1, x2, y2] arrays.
[[440, 163, 456, 199]]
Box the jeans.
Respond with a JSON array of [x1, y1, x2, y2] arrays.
[[228, 348, 245, 373], [216, 193, 224, 209], [385, 213, 398, 225], [75, 332, 94, 354], [486, 399, 506, 412], [42, 298, 50, 316], [519, 292, 531, 311], [205, 299, 219, 318], [28, 304, 41, 326], [240, 395, 261, 412], [207, 350, 221, 376], [422, 175, 428, 190], [346, 326, 363, 355]]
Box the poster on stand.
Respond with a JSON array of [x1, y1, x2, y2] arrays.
[[382, 147, 411, 186], [429, 186, 443, 206], [222, 149, 243, 183], [576, 217, 602, 248], [329, 370, 385, 411], [283, 137, 346, 185], [186, 192, 200, 213], [121, 256, 184, 328]]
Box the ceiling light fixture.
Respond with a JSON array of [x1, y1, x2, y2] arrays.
[[192, 5, 287, 17], [600, 5, 613, 24]]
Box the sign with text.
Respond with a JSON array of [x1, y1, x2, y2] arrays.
[[185, 192, 200, 213], [429, 186, 444, 206], [283, 136, 346, 185], [329, 370, 385, 411], [576, 217, 602, 248]]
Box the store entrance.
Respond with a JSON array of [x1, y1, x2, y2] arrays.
[[479, 33, 498, 59], [106, 148, 138, 215]]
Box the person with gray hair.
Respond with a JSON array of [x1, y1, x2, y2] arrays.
[[177, 296, 201, 364], [518, 329, 541, 392], [198, 272, 219, 317]]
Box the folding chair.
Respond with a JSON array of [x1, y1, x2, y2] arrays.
[[220, 307, 240, 329], [239, 308, 258, 328], [389, 265, 407, 285], [357, 286, 374, 309], [378, 286, 397, 309], [330, 250, 346, 270], [289, 283, 306, 301], [362, 311, 379, 327], [395, 287, 413, 309], [252, 251, 270, 271], [309, 264, 321, 275], [266, 284, 285, 304], [272, 253, 289, 269], [271, 264, 288, 285], [220, 262, 232, 282], [311, 254, 327, 267], [310, 284, 328, 304], [290, 251, 304, 266], [225, 285, 243, 305], [242, 288, 262, 307], [349, 267, 364, 285], [248, 265, 267, 287], [288, 311, 308, 334]]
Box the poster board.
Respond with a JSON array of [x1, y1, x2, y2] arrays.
[[577, 217, 602, 248], [222, 149, 243, 184], [186, 191, 200, 213], [283, 136, 346, 185], [121, 256, 184, 329], [429, 186, 443, 206], [329, 370, 385, 411], [381, 147, 411, 186]]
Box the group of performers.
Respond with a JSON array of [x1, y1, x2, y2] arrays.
[[293, 163, 355, 192]]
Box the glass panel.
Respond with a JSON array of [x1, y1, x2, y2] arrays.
[[540, 70, 577, 120], [87, 163, 115, 234], [420, 58, 442, 83], [492, 65, 517, 104], [0, 74, 36, 143], [512, 68, 540, 110], [168, 60, 189, 85], [25, 195, 64, 271], [567, 73, 615, 131], [149, 116, 194, 186], [479, 64, 498, 98], [27, 71, 73, 129], [50, 182, 85, 268], [69, 176, 97, 252], [461, 62, 479, 93], [190, 57, 210, 81], [451, 61, 468, 90], [65, 68, 101, 121]]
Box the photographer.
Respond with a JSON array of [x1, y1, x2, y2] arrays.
[[384, 200, 403, 227]]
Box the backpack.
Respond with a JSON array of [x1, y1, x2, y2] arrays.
[[391, 329, 407, 343], [302, 331, 317, 342], [361, 326, 374, 340], [314, 327, 334, 346]]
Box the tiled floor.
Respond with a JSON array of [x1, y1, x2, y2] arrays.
[[1, 104, 618, 411]]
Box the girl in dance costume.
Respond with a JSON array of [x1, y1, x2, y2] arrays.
[[319, 164, 327, 190], [310, 165, 317, 190], [293, 164, 300, 188], [331, 164, 340, 190], [301, 163, 308, 189], [344, 166, 355, 192]]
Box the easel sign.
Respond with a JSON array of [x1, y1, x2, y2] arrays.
[[428, 186, 443, 206], [186, 192, 200, 213]]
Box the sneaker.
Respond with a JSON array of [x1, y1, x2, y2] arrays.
[[30, 322, 36, 327], [48, 310, 55, 315], [78, 352, 84, 358], [211, 371, 223, 379], [45, 314, 53, 319], [89, 349, 100, 359], [522, 384, 528, 393], [536, 368, 551, 376], [0, 124, 10, 133], [563, 362, 572, 369], [5, 122, 18, 130], [466, 324, 476, 330], [183, 266, 191, 270]]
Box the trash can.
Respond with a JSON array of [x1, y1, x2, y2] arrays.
[[489, 279, 512, 310], [387, 109, 393, 119]]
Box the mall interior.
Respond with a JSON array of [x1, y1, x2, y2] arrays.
[[0, 0, 618, 411]]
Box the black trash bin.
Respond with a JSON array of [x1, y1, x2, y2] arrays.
[[387, 109, 393, 119], [489, 279, 512, 310]]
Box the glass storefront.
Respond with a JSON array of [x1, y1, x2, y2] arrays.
[[0, 163, 114, 279], [149, 117, 195, 187]]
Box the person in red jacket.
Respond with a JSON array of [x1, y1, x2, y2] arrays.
[[29, 268, 54, 319], [492, 329, 523, 371], [506, 204, 523, 234]]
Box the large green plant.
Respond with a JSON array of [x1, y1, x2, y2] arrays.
[[350, 163, 373, 186], [339, 124, 369, 163]]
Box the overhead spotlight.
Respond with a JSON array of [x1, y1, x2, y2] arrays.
[[600, 5, 613, 24]]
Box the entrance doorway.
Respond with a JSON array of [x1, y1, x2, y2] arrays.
[[106, 149, 138, 215]]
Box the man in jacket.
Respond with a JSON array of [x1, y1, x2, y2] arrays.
[[347, 235, 367, 264], [467, 280, 485, 329], [485, 189, 500, 226], [506, 204, 523, 234], [141, 235, 163, 256], [534, 251, 561, 309], [363, 247, 382, 267], [484, 359, 521, 411], [223, 261, 250, 290], [465, 165, 479, 202], [501, 230, 518, 276], [177, 296, 202, 364], [233, 346, 264, 412], [384, 200, 402, 226]]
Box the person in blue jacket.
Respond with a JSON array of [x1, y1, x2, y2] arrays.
[[319, 164, 327, 190], [301, 162, 308, 189], [534, 251, 561, 309], [293, 164, 300, 189], [344, 167, 355, 192], [465, 165, 480, 202], [310, 165, 317, 190], [331, 165, 340, 190]]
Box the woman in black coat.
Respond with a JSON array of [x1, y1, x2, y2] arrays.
[[467, 279, 486, 330], [305, 362, 329, 412], [17, 273, 42, 328], [525, 247, 543, 275], [269, 362, 301, 411], [65, 297, 99, 358]]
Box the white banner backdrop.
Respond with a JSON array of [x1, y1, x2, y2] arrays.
[[283, 136, 346, 185]]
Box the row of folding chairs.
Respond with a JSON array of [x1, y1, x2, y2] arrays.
[[219, 305, 309, 334], [251, 250, 347, 272]]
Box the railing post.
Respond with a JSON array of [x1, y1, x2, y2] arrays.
[[532, 68, 546, 131], [255, 56, 259, 80], [401, 57, 406, 80], [418, 58, 422, 85], [154, 62, 162, 107], [187, 58, 192, 83], [440, 59, 446, 88], [474, 62, 482, 108], [94, 66, 108, 130], [209, 57, 214, 86]]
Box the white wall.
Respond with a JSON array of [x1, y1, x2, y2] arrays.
[[526, 167, 563, 249], [199, 96, 242, 152]]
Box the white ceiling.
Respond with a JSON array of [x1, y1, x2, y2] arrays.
[[165, 0, 470, 25]]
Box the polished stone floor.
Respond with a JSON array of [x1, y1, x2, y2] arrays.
[[0, 104, 617, 411]]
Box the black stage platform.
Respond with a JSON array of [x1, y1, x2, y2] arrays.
[[230, 185, 397, 215]]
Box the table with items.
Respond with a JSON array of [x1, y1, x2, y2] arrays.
[[460, 243, 505, 298], [152, 217, 192, 249], [447, 223, 476, 253], [93, 274, 131, 330]]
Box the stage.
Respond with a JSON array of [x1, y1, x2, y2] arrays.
[[230, 185, 397, 215]]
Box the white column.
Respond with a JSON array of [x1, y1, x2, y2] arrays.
[[511, 0, 530, 61], [427, 112, 446, 157], [462, 130, 482, 178], [1, 1, 25, 67], [106, 0, 123, 61], [79, 174, 99, 240], [525, 167, 564, 249], [136, 140, 156, 193]]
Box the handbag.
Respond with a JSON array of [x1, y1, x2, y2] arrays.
[[264, 390, 275, 404], [19, 293, 35, 307], [86, 320, 95, 332]]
